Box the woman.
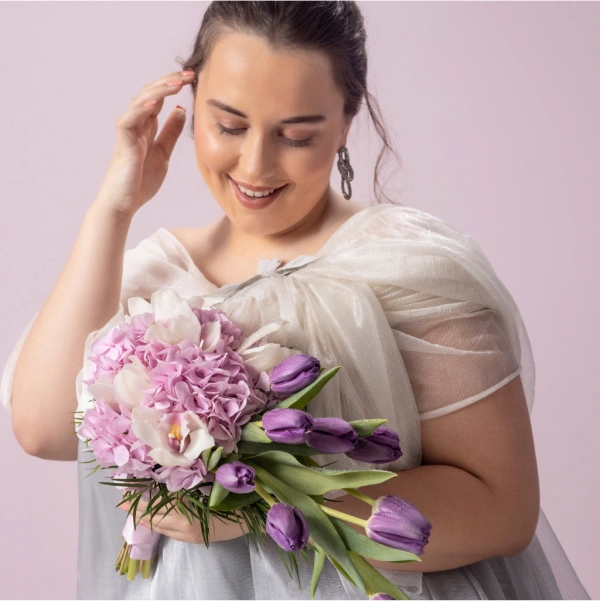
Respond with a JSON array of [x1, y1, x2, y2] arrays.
[[2, 2, 589, 599]]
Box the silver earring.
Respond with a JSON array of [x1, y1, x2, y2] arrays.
[[337, 146, 354, 200]]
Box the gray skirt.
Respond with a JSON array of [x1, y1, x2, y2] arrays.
[[76, 441, 588, 600]]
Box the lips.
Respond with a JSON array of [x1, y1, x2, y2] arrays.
[[230, 176, 287, 210]]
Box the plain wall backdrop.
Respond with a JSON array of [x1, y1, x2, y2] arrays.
[[0, 1, 597, 598]]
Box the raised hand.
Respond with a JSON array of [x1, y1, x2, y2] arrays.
[[94, 70, 196, 218]]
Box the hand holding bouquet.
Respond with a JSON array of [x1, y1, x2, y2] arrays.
[[74, 289, 432, 600]]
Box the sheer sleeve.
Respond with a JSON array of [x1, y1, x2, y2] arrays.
[[390, 302, 521, 420], [0, 310, 41, 418]]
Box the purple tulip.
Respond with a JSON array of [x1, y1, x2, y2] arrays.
[[269, 354, 320, 395], [305, 417, 358, 454], [266, 503, 310, 552], [345, 425, 403, 464], [370, 594, 395, 600], [262, 408, 315, 444], [215, 461, 256, 494], [365, 495, 432, 555]]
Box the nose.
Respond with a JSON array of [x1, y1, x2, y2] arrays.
[[236, 130, 278, 184]]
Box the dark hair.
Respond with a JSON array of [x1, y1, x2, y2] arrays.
[[175, 1, 403, 205]]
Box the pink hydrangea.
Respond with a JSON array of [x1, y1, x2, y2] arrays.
[[83, 313, 155, 386], [80, 302, 278, 486], [153, 458, 213, 493]]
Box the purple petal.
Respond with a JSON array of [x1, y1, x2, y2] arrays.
[[262, 408, 314, 444], [269, 354, 320, 384], [366, 495, 432, 555], [304, 417, 358, 453], [345, 426, 403, 464], [215, 461, 256, 493], [271, 366, 320, 394], [266, 503, 309, 552]]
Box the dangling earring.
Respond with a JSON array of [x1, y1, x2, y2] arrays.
[[337, 145, 354, 200]]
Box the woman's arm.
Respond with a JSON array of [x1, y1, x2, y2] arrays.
[[324, 375, 541, 573], [11, 202, 132, 460]]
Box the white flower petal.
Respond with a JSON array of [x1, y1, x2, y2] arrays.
[[144, 322, 181, 344], [187, 295, 210, 311], [113, 363, 152, 407], [236, 321, 286, 355], [149, 447, 193, 468], [131, 407, 163, 449], [184, 428, 215, 463], [169, 314, 201, 345], [128, 296, 154, 317], [241, 343, 297, 373], [126, 355, 146, 371], [200, 321, 221, 352], [87, 381, 116, 404], [151, 289, 195, 323]]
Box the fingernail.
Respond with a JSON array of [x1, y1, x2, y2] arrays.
[[176, 104, 186, 112]]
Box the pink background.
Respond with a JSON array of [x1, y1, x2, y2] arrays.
[[1, 2, 597, 598]]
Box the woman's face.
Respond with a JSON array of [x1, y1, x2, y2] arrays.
[[193, 32, 352, 239]]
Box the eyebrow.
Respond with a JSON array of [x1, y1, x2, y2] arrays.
[[207, 99, 326, 124]]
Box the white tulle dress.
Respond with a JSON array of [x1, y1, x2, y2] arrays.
[[1, 203, 590, 600]]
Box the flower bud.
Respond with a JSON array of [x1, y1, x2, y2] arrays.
[[266, 503, 309, 552], [269, 354, 320, 395], [365, 495, 432, 555], [345, 425, 403, 464], [370, 594, 395, 600], [215, 461, 256, 494], [262, 408, 315, 444], [305, 417, 358, 454]]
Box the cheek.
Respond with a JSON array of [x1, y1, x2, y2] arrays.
[[285, 145, 334, 183], [193, 121, 233, 171]]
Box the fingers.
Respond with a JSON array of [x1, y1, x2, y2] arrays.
[[153, 106, 187, 162], [121, 497, 177, 524], [135, 71, 195, 110], [116, 70, 195, 132]]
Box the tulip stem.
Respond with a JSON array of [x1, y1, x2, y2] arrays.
[[344, 487, 376, 506], [319, 504, 368, 528], [254, 481, 276, 507]]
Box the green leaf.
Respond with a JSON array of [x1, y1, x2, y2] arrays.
[[252, 451, 397, 495], [207, 447, 224, 471], [248, 463, 368, 596], [269, 366, 341, 411], [240, 421, 272, 443], [310, 544, 326, 599], [98, 481, 149, 488], [329, 517, 422, 563], [201, 446, 212, 466], [347, 550, 411, 600], [223, 452, 241, 463], [326, 554, 354, 587], [210, 491, 263, 512], [347, 419, 389, 437], [208, 481, 230, 508], [237, 441, 321, 457]]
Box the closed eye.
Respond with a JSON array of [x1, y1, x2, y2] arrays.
[[215, 122, 313, 148]]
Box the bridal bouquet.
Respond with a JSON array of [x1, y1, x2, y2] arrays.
[[74, 289, 432, 600]]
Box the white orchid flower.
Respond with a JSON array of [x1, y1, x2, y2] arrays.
[[131, 407, 214, 468]]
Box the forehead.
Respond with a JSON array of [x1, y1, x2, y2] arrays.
[[198, 32, 343, 115]]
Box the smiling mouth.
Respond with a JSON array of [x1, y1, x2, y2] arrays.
[[229, 176, 287, 197]]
